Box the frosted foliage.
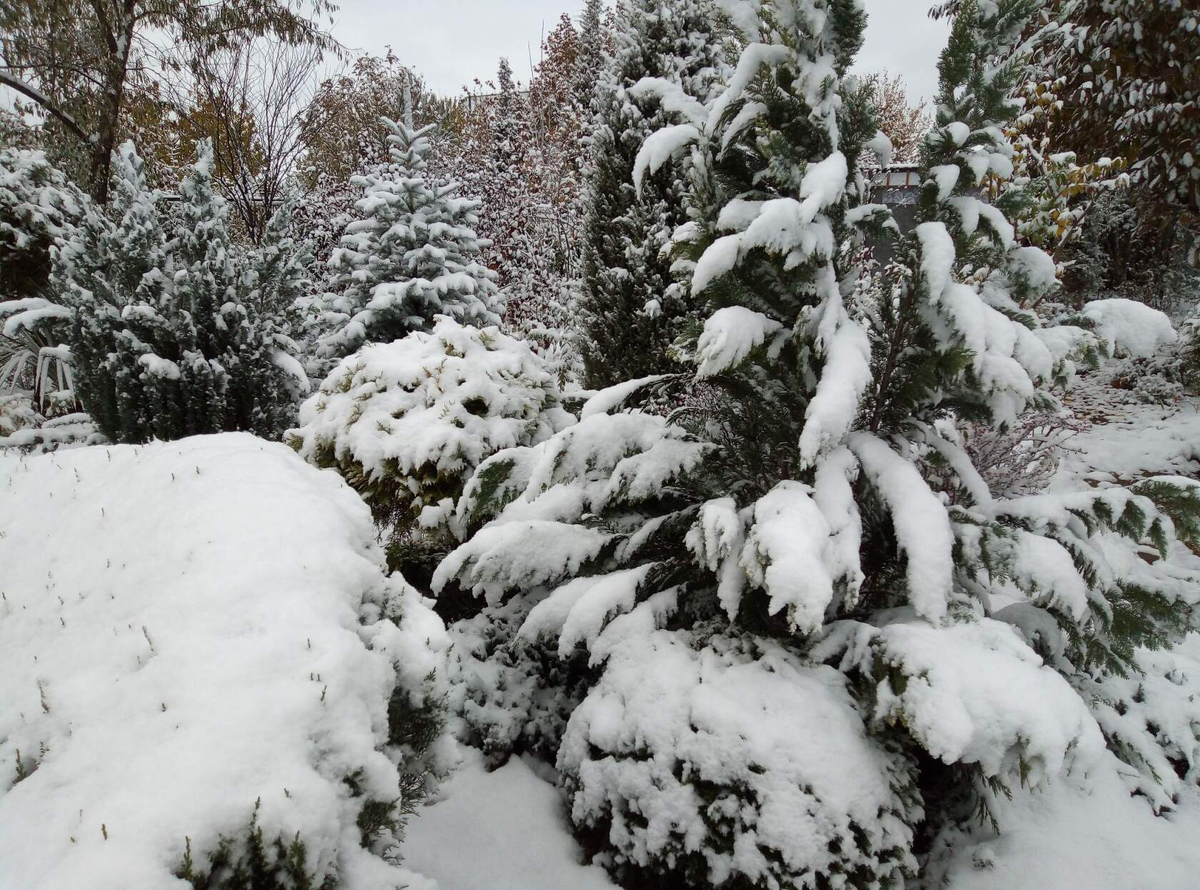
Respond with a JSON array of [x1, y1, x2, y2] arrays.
[[445, 593, 589, 762], [452, 409, 712, 530], [849, 433, 953, 623], [0, 435, 445, 890], [914, 222, 1054, 425], [558, 629, 917, 890], [694, 306, 784, 378], [290, 317, 573, 530], [632, 124, 701, 197], [832, 617, 1106, 786], [1090, 634, 1200, 811], [740, 481, 835, 633], [434, 520, 612, 606]]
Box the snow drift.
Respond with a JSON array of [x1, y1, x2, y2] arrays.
[[0, 434, 444, 890]]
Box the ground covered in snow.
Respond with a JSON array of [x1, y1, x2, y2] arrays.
[[399, 748, 615, 890], [0, 435, 439, 890]]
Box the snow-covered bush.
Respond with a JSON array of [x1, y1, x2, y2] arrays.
[[445, 592, 593, 764], [0, 148, 85, 411], [288, 317, 574, 577], [961, 408, 1084, 498], [559, 625, 920, 889], [0, 395, 102, 454], [0, 434, 448, 890], [431, 0, 1200, 885], [1087, 634, 1200, 812], [303, 111, 502, 376], [1068, 299, 1178, 360], [55, 142, 305, 444], [0, 393, 41, 437]]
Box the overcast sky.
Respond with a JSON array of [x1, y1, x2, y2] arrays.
[[330, 1, 950, 103]]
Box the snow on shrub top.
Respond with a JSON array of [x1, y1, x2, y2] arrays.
[[289, 317, 574, 531], [0, 434, 442, 890], [558, 627, 918, 888], [1077, 298, 1178, 359]]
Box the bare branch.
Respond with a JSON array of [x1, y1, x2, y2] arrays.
[[0, 70, 90, 143]]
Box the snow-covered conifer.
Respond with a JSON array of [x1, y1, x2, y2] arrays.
[[432, 0, 1200, 884], [309, 111, 502, 374], [573, 0, 608, 114], [57, 141, 301, 443], [289, 317, 573, 579], [576, 0, 730, 388]]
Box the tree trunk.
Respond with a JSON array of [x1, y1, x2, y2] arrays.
[[86, 0, 137, 206]]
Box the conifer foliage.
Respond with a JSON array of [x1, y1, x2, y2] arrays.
[[431, 0, 1200, 885], [56, 141, 303, 443], [576, 0, 730, 388], [0, 148, 85, 411], [308, 108, 502, 374]]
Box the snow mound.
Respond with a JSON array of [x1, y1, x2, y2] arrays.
[[0, 434, 441, 890], [1079, 298, 1177, 358], [933, 750, 1200, 890]]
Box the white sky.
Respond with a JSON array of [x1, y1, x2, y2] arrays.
[[330, 0, 950, 103]]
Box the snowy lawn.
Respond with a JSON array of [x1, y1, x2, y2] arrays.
[[0, 434, 436, 890]]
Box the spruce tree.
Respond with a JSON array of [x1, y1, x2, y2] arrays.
[[576, 0, 730, 388], [432, 0, 1200, 884], [57, 141, 301, 442], [310, 102, 502, 374]]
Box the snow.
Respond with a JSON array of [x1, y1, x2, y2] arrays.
[[1009, 245, 1058, 294], [930, 163, 961, 201], [686, 497, 749, 619], [707, 43, 791, 131], [632, 124, 700, 198], [935, 751, 1200, 890], [848, 432, 953, 623], [435, 520, 611, 606], [0, 434, 442, 890], [694, 306, 784, 378], [0, 297, 72, 337], [847, 617, 1106, 784], [916, 221, 955, 303], [627, 76, 707, 125], [399, 748, 615, 890], [741, 482, 834, 633], [798, 274, 873, 466], [579, 375, 666, 418], [1078, 298, 1178, 358], [558, 629, 916, 889], [866, 130, 893, 169], [520, 564, 656, 658], [691, 233, 741, 294]]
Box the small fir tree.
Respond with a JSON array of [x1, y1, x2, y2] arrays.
[[309, 102, 502, 374]]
